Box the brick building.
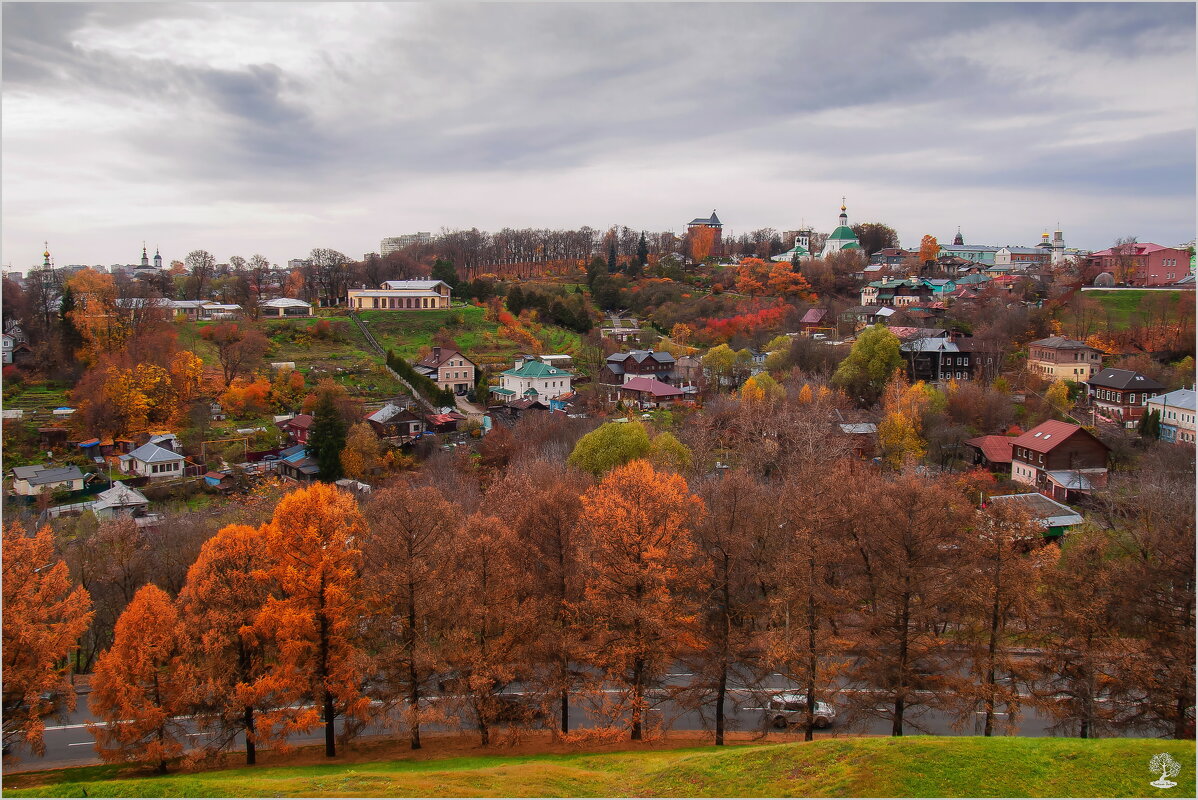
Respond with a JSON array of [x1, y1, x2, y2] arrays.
[[1087, 243, 1192, 286]]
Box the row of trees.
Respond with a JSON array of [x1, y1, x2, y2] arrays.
[[6, 429, 1191, 769]]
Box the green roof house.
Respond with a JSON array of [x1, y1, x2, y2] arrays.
[[495, 358, 574, 402]]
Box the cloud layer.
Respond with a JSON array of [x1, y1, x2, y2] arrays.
[[3, 2, 1194, 267]]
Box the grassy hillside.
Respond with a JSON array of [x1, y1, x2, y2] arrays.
[[175, 318, 404, 403], [1074, 289, 1187, 331], [6, 736, 1193, 798], [359, 306, 582, 369]]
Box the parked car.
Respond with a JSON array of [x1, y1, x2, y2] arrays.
[[745, 692, 837, 729]]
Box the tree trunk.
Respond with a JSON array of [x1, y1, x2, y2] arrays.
[[804, 550, 820, 743], [1175, 693, 1188, 740], [318, 571, 335, 758], [245, 705, 257, 765], [893, 588, 911, 738], [715, 554, 731, 746], [983, 586, 1001, 737], [407, 580, 421, 750], [892, 694, 905, 737], [323, 690, 336, 757], [558, 547, 571, 735], [715, 663, 727, 746], [477, 701, 490, 747], [631, 656, 645, 741], [805, 585, 818, 742]]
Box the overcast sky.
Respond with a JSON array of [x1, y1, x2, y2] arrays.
[[3, 1, 1195, 269]]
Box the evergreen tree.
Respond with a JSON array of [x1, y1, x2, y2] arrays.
[[1140, 409, 1162, 440], [586, 256, 608, 288], [58, 282, 83, 357], [431, 259, 459, 291], [308, 388, 347, 482], [636, 231, 649, 267], [607, 238, 618, 272], [507, 285, 525, 315]]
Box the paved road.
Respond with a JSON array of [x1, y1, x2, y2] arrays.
[[5, 671, 1149, 773]]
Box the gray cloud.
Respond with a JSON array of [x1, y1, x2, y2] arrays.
[[2, 2, 1194, 265]]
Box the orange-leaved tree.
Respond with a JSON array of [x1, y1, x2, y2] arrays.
[[2, 524, 94, 757], [918, 235, 939, 265], [88, 584, 190, 773], [177, 524, 281, 765], [767, 261, 812, 299], [689, 226, 718, 263], [256, 483, 371, 758], [579, 459, 706, 740], [361, 482, 458, 750]]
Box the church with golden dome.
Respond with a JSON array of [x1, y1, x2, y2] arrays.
[[821, 199, 862, 257]]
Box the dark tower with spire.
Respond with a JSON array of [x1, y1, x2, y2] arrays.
[[953, 227, 964, 246], [140, 243, 150, 269], [153, 247, 163, 270]]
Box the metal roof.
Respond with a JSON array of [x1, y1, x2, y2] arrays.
[[1028, 336, 1094, 350], [261, 297, 312, 308], [11, 464, 84, 484], [990, 493, 1084, 528], [127, 442, 183, 463], [380, 280, 449, 291], [92, 481, 148, 511], [1147, 388, 1196, 412], [620, 376, 685, 397], [1086, 369, 1166, 392], [502, 360, 571, 378]]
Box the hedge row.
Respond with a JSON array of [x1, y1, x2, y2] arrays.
[[385, 350, 456, 408]]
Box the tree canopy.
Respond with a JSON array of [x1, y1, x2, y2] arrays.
[[832, 324, 902, 405]]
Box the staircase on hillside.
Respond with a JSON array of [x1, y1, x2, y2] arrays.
[[347, 310, 437, 413]]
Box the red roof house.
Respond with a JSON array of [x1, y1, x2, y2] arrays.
[[1010, 420, 1110, 501], [283, 414, 314, 445], [963, 435, 1015, 471], [616, 376, 688, 407]]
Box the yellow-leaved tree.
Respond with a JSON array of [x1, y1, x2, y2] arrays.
[[740, 373, 785, 404], [877, 374, 943, 469], [1045, 379, 1074, 419]]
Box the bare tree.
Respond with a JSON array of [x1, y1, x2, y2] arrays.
[[185, 250, 216, 300]]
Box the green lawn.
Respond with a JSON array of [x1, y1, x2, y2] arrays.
[[6, 736, 1193, 798], [1075, 289, 1187, 332]]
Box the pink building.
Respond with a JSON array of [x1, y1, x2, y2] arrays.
[[1088, 243, 1190, 286]]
